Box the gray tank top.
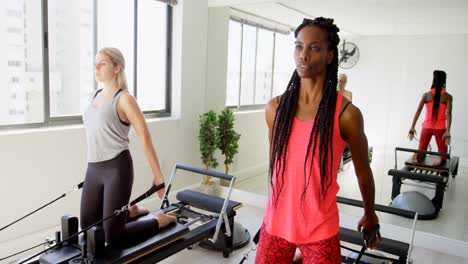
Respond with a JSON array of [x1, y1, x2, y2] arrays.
[[83, 89, 131, 162]]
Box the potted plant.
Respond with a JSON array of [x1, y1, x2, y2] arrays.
[[217, 108, 241, 185], [198, 110, 218, 185]]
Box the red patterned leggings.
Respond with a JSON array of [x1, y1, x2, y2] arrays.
[[255, 225, 341, 264], [417, 128, 447, 160]]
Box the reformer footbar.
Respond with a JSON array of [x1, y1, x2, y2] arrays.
[[160, 163, 237, 244]]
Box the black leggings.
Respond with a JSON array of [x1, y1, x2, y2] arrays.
[[80, 150, 159, 247]]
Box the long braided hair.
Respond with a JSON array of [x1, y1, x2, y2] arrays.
[[431, 70, 446, 121], [269, 17, 340, 207]]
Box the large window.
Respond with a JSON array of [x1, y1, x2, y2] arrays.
[[239, 24, 256, 106], [226, 19, 295, 108], [0, 0, 172, 127], [225, 20, 241, 107], [136, 0, 168, 112], [255, 28, 274, 104], [1, 0, 44, 125], [48, 0, 96, 117], [272, 32, 295, 97]]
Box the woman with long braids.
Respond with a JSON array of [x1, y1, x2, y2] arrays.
[[255, 17, 380, 264], [408, 70, 452, 165]]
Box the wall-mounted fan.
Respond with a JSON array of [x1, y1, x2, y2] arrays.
[[338, 40, 359, 69]]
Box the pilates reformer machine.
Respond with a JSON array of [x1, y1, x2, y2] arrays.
[[388, 147, 459, 220], [7, 164, 244, 264], [337, 196, 417, 264], [237, 196, 417, 264]]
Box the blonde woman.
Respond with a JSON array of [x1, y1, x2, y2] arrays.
[[337, 73, 352, 102], [81, 47, 176, 247]]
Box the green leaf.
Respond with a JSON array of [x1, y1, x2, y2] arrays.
[[216, 108, 241, 171], [199, 110, 219, 169]]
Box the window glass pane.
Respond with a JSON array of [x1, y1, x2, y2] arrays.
[[0, 0, 44, 125], [48, 0, 94, 117], [97, 0, 134, 95], [272, 32, 295, 97], [226, 20, 241, 107], [137, 0, 167, 111], [254, 28, 273, 104], [240, 24, 256, 105]]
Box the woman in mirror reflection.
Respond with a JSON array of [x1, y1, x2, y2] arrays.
[[409, 70, 453, 165]]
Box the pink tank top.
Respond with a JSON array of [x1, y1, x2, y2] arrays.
[[422, 88, 447, 130], [263, 93, 346, 244]]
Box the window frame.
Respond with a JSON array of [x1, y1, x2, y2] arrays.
[[226, 17, 291, 111]]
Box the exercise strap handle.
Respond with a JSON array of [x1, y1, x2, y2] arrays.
[[355, 224, 380, 263]]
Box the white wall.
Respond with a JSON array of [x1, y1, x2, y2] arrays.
[[205, 7, 229, 113]]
